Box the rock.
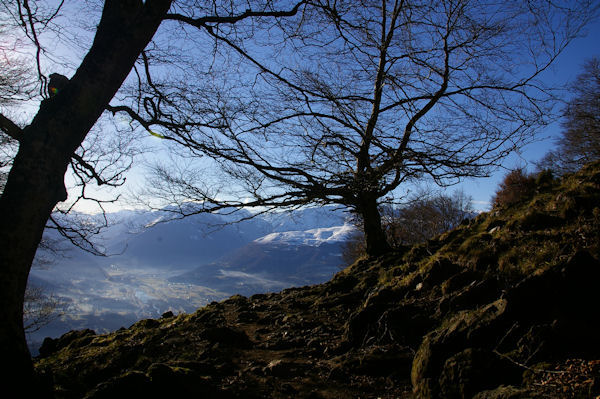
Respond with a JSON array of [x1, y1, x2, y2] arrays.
[[441, 270, 481, 296], [303, 391, 326, 399], [411, 299, 509, 398], [131, 318, 160, 329], [147, 363, 215, 396], [413, 250, 600, 398], [200, 326, 253, 348], [237, 310, 259, 322], [263, 359, 307, 378], [344, 286, 429, 347], [351, 345, 413, 377], [249, 293, 268, 301], [518, 211, 562, 231], [486, 219, 506, 231], [224, 294, 249, 309], [84, 371, 151, 399], [161, 310, 174, 319], [38, 329, 96, 358], [504, 250, 600, 356], [438, 348, 522, 398], [325, 274, 359, 294], [421, 257, 461, 288], [472, 385, 533, 399], [439, 278, 500, 315], [488, 226, 501, 234]]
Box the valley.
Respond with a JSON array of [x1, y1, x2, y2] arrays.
[[26, 206, 355, 353]]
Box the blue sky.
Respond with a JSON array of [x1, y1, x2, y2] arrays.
[[456, 16, 600, 210], [37, 4, 596, 214]]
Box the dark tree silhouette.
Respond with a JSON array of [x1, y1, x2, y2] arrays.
[[538, 57, 600, 173], [0, 1, 172, 386], [0, 0, 594, 387], [342, 189, 473, 263], [0, 0, 306, 386], [131, 0, 595, 256]]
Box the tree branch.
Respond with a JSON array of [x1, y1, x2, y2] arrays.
[[166, 1, 306, 26], [70, 153, 109, 186], [0, 113, 23, 141]]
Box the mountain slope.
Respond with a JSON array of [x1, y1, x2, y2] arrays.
[[169, 224, 355, 295], [27, 207, 352, 352], [34, 162, 600, 398]]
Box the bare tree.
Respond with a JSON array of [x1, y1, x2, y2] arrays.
[[0, 3, 125, 253], [128, 0, 595, 256], [23, 284, 66, 334], [385, 190, 473, 246], [0, 0, 594, 386], [0, 1, 170, 385], [343, 189, 473, 262], [0, 18, 36, 190], [0, 0, 307, 386], [538, 57, 600, 173]]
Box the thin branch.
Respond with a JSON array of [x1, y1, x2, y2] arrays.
[[70, 153, 109, 186]]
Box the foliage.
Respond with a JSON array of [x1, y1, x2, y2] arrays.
[[492, 168, 536, 208]]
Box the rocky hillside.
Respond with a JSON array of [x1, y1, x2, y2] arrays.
[[34, 162, 600, 398]]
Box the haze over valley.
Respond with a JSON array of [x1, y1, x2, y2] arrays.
[[27, 206, 354, 352]]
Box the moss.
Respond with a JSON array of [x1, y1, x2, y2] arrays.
[[405, 243, 431, 263], [519, 211, 563, 231], [377, 268, 395, 285]]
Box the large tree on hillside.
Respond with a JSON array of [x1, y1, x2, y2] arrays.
[[128, 0, 596, 255], [0, 0, 305, 387], [0, 0, 172, 386], [538, 57, 600, 173]]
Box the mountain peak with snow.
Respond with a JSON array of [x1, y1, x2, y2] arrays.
[[254, 223, 356, 247]]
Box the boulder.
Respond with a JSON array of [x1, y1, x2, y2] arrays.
[[199, 326, 252, 348], [438, 348, 522, 398], [147, 362, 215, 396], [38, 329, 96, 358], [411, 299, 509, 398], [83, 371, 151, 399]]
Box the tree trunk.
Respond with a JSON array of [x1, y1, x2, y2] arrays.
[[359, 194, 392, 256], [0, 0, 171, 387]]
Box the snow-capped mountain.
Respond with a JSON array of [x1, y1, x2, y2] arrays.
[[255, 224, 355, 246], [27, 206, 355, 352]]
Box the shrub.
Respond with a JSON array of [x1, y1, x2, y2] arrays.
[[342, 190, 473, 263], [492, 168, 536, 208]]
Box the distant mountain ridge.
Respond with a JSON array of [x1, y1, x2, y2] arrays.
[[27, 205, 355, 352]]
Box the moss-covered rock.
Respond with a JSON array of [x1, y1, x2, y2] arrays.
[[38, 329, 96, 358], [472, 385, 534, 399], [438, 348, 522, 398]]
